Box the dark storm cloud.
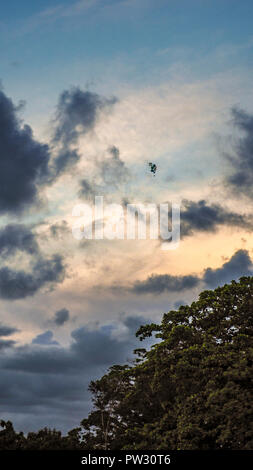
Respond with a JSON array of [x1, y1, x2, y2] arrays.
[[203, 249, 253, 288], [225, 107, 253, 198], [0, 86, 118, 214], [132, 274, 200, 294], [0, 324, 19, 337], [0, 315, 148, 432], [0, 89, 50, 214], [0, 224, 39, 258], [0, 254, 65, 300], [54, 308, 70, 326], [180, 199, 253, 237]]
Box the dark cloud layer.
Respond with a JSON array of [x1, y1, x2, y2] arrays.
[[0, 315, 149, 433], [203, 249, 253, 288], [131, 249, 253, 294], [0, 254, 65, 300], [0, 339, 16, 350], [0, 86, 118, 214], [132, 274, 200, 294], [180, 199, 253, 237], [0, 324, 19, 337], [0, 89, 50, 214], [226, 107, 253, 198]]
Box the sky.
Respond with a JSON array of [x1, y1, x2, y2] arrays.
[[0, 0, 253, 433]]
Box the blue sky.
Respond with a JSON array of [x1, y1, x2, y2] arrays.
[[0, 0, 253, 433], [1, 0, 253, 121]]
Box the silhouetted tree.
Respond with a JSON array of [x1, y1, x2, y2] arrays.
[[78, 277, 253, 450]]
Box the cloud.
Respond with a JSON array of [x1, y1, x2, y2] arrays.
[[50, 220, 69, 239], [173, 300, 187, 309], [132, 274, 200, 294], [78, 146, 129, 199], [0, 254, 65, 300], [131, 249, 253, 294], [180, 199, 253, 237], [52, 88, 117, 176], [98, 146, 129, 189], [53, 88, 116, 146], [0, 339, 16, 351], [54, 308, 70, 326], [0, 89, 50, 214], [52, 148, 80, 177], [32, 330, 59, 346], [225, 107, 253, 198], [78, 179, 97, 199], [0, 315, 149, 432], [0, 224, 39, 258], [0, 325, 19, 337], [0, 85, 118, 213], [203, 249, 253, 288]]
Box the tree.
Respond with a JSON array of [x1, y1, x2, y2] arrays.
[[78, 365, 135, 449], [0, 420, 25, 450], [79, 277, 253, 449]]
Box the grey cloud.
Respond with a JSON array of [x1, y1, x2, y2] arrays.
[[32, 330, 59, 346], [78, 178, 97, 199], [0, 339, 16, 351], [174, 300, 187, 309], [98, 146, 129, 188], [132, 274, 200, 294], [52, 148, 80, 177], [53, 88, 117, 146], [0, 315, 148, 432], [180, 199, 253, 237], [50, 220, 69, 239], [78, 146, 129, 199], [225, 107, 253, 198], [203, 249, 253, 288], [0, 86, 118, 215], [0, 254, 65, 300], [54, 308, 70, 326], [52, 88, 117, 177], [0, 224, 39, 258], [0, 89, 50, 214], [131, 249, 253, 294], [0, 325, 19, 337]]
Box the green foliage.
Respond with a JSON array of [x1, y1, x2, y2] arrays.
[[1, 277, 252, 449], [78, 277, 253, 450]]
